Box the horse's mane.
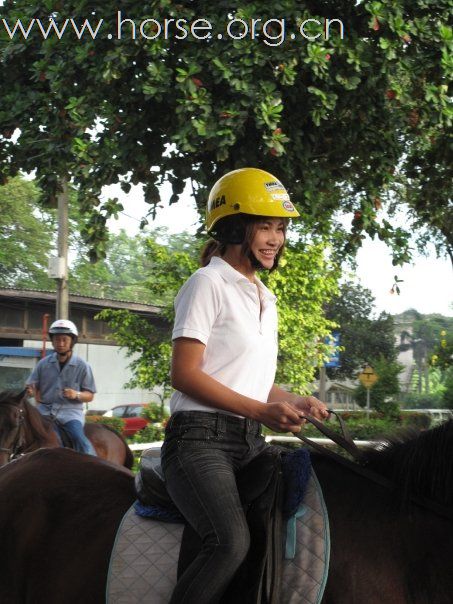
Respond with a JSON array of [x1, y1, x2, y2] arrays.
[[0, 390, 25, 406], [0, 389, 53, 443], [362, 420, 453, 508]]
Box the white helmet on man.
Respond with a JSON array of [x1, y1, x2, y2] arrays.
[[48, 319, 78, 339]]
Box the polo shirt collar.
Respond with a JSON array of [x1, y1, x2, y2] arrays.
[[208, 256, 276, 301], [49, 351, 77, 365]]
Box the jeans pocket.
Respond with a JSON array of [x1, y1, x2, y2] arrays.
[[178, 425, 218, 447]]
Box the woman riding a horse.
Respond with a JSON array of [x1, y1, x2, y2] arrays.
[[160, 167, 329, 604]]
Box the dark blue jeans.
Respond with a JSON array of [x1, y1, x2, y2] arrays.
[[161, 411, 269, 604], [63, 420, 96, 456]]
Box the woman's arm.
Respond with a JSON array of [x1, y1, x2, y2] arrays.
[[267, 384, 329, 421], [171, 338, 305, 433]]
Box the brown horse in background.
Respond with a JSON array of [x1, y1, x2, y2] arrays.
[[0, 390, 134, 469], [0, 421, 453, 603]]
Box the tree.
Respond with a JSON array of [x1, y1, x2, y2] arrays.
[[69, 229, 165, 303], [0, 175, 155, 297], [262, 237, 339, 391], [432, 330, 453, 371], [441, 368, 453, 409], [96, 231, 201, 399], [1, 1, 451, 262], [0, 176, 55, 289], [99, 229, 339, 395], [399, 312, 453, 394], [324, 282, 397, 379], [95, 308, 174, 410]]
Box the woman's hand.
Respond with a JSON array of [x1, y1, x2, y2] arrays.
[[256, 401, 306, 433], [292, 396, 329, 421]]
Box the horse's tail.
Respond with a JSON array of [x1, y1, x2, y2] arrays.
[[100, 424, 135, 470]]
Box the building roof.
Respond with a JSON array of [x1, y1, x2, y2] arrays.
[[0, 287, 163, 316]]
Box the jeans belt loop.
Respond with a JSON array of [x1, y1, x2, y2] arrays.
[[216, 413, 226, 436], [167, 414, 175, 431], [167, 411, 181, 432]]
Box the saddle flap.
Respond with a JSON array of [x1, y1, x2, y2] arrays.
[[236, 448, 281, 506], [135, 451, 174, 508]]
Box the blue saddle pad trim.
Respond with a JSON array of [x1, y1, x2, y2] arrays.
[[134, 500, 184, 523], [285, 504, 308, 559], [281, 446, 312, 517]]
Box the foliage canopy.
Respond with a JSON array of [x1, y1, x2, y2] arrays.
[[325, 282, 397, 379], [1, 1, 451, 262], [0, 177, 55, 288]]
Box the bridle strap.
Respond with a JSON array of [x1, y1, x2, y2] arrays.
[[0, 404, 25, 459]]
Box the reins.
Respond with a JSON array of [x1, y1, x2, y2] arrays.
[[297, 411, 453, 522]]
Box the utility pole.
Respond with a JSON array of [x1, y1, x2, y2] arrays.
[[319, 365, 327, 402], [56, 179, 69, 319], [48, 179, 69, 319]]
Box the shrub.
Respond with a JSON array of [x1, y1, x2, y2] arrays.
[[141, 403, 170, 423], [400, 411, 431, 430], [263, 412, 428, 442], [85, 414, 125, 434], [132, 423, 165, 443], [400, 392, 445, 409]]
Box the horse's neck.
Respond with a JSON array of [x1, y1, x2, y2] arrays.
[[23, 402, 59, 449]]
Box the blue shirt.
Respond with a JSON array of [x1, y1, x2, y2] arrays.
[[26, 352, 96, 424]]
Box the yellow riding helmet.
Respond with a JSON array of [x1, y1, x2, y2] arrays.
[[206, 167, 299, 233]]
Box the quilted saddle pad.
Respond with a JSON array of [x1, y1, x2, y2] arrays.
[[107, 469, 330, 603]]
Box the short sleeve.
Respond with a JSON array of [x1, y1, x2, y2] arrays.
[[26, 362, 41, 386], [80, 363, 97, 393], [172, 272, 221, 345]]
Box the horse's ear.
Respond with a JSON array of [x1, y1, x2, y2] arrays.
[[17, 388, 28, 403]]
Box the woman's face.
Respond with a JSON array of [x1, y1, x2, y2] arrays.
[[249, 218, 286, 270]]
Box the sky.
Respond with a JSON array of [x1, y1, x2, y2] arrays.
[[104, 181, 453, 318]]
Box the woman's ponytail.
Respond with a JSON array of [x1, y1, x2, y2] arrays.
[[200, 239, 226, 267]]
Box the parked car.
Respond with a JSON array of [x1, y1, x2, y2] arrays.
[[103, 404, 149, 437]]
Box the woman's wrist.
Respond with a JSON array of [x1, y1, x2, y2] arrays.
[[248, 400, 266, 422]]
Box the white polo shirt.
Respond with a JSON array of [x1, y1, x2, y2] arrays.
[[169, 256, 278, 415]]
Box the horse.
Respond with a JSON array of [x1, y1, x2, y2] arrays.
[[0, 389, 134, 469], [0, 421, 453, 603]]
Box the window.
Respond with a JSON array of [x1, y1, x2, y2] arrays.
[[125, 405, 144, 418], [28, 309, 54, 331], [0, 307, 24, 329], [85, 316, 104, 338], [112, 406, 127, 418]]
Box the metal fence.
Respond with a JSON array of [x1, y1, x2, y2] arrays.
[[128, 435, 377, 453]]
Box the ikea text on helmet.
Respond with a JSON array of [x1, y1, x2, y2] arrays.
[[212, 195, 226, 209]]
